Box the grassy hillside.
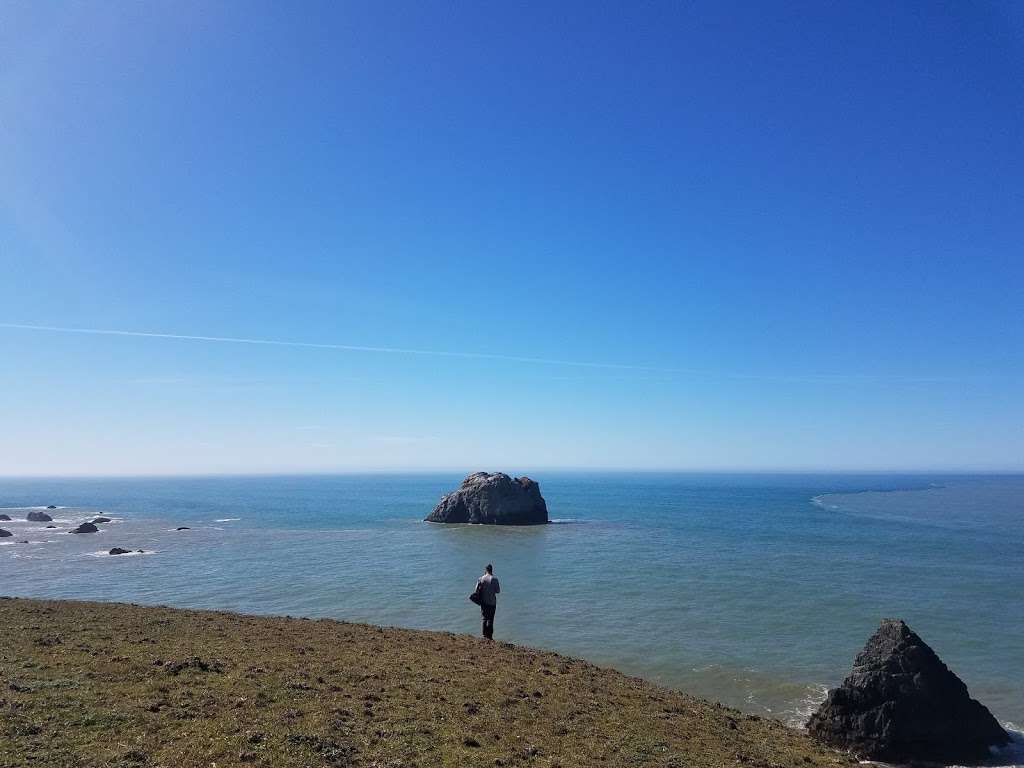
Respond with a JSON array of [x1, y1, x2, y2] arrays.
[[0, 598, 852, 768]]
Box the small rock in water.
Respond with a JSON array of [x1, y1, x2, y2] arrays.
[[69, 522, 99, 534], [0, 528, 12, 538], [27, 511, 53, 522], [109, 548, 132, 555], [176, 526, 190, 531], [46, 505, 57, 509], [45, 525, 57, 528], [0, 514, 11, 521], [91, 517, 112, 524], [807, 618, 1010, 764]]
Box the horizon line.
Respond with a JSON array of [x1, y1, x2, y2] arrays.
[[1, 467, 1021, 479]]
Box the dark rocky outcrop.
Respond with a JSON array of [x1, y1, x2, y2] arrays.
[[27, 511, 53, 522], [46, 505, 57, 509], [808, 618, 1009, 764], [109, 548, 132, 556], [91, 517, 112, 524], [176, 526, 190, 531], [0, 514, 10, 521], [0, 528, 11, 538], [69, 522, 99, 534], [45, 525, 57, 528], [425, 472, 548, 525]]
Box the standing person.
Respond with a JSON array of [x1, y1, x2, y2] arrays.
[[476, 563, 500, 640]]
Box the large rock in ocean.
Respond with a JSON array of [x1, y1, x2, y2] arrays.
[[27, 510, 53, 522], [0, 514, 11, 521], [808, 618, 1009, 764], [69, 522, 99, 534], [425, 472, 549, 525], [0, 528, 12, 538]]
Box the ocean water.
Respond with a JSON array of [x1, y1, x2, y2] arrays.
[[2, 473, 1022, 751]]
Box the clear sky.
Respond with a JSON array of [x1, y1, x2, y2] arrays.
[[1, 1, 1022, 475]]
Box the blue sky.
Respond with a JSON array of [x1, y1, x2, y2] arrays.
[[1, 1, 1022, 474]]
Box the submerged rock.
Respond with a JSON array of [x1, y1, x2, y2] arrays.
[[0, 528, 11, 538], [425, 472, 548, 525], [45, 525, 57, 528], [109, 548, 132, 555], [176, 526, 190, 531], [807, 618, 1009, 764], [69, 522, 99, 534], [27, 510, 53, 522], [91, 517, 112, 524], [46, 505, 57, 509]]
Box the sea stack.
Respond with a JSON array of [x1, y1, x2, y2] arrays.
[[425, 472, 549, 525], [807, 618, 1009, 764]]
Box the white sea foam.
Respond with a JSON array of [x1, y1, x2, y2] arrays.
[[810, 482, 947, 513], [789, 682, 829, 727], [87, 550, 155, 558], [3, 518, 75, 528], [809, 494, 840, 510], [215, 518, 241, 522]]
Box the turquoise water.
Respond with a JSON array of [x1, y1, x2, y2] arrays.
[[2, 473, 1022, 737]]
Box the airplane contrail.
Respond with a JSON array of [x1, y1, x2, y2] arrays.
[[0, 322, 679, 373], [0, 322, 985, 384]]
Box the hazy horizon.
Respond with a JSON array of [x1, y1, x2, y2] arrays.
[[2, 2, 1022, 475], [3, 467, 1023, 480]]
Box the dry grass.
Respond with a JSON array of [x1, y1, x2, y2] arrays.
[[0, 598, 853, 768]]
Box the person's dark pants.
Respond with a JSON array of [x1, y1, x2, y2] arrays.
[[481, 603, 496, 639]]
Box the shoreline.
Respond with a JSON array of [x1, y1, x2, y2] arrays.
[[0, 596, 854, 767]]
